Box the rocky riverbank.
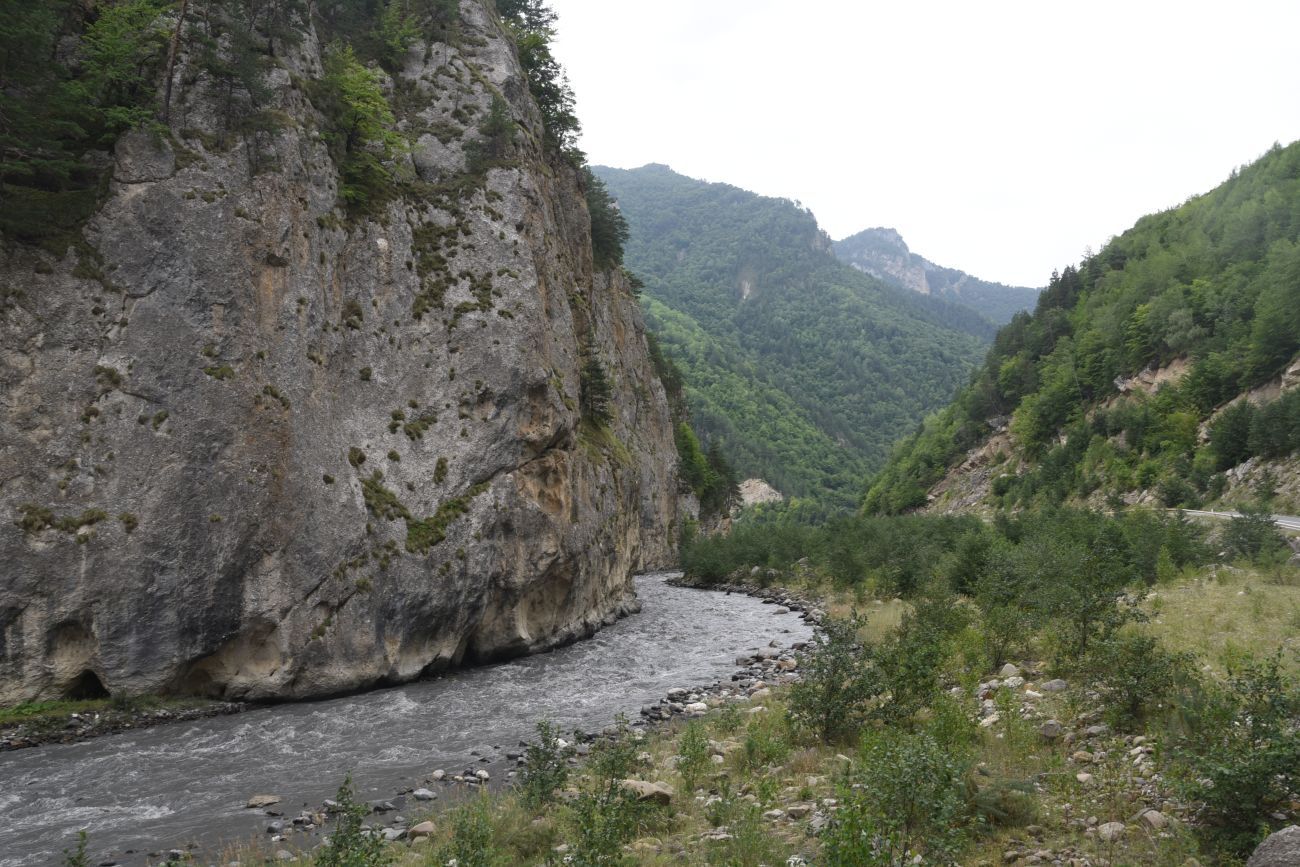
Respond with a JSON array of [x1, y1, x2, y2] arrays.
[[134, 582, 821, 864], [0, 700, 245, 751]]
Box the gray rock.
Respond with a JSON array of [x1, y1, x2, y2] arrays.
[[411, 788, 437, 801], [1097, 821, 1125, 842], [1039, 720, 1064, 740], [1248, 826, 1300, 866], [246, 794, 281, 809], [1040, 679, 1068, 692], [619, 780, 672, 805], [0, 0, 679, 707]]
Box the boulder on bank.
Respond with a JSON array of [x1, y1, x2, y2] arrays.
[[1249, 826, 1300, 867], [620, 780, 673, 805]]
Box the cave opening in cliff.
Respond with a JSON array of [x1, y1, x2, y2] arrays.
[[65, 668, 109, 700]]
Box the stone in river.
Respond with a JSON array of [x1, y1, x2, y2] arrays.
[[246, 794, 281, 809], [412, 788, 437, 801]]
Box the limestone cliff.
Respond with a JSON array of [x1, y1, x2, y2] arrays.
[[833, 227, 1039, 325], [0, 1, 678, 703]]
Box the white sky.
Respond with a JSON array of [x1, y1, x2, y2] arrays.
[[547, 0, 1300, 288]]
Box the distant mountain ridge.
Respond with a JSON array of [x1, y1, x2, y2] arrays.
[[835, 227, 1040, 324], [593, 164, 990, 509]]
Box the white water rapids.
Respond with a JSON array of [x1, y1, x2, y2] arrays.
[[0, 573, 811, 866]]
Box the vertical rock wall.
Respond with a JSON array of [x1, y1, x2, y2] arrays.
[[0, 1, 678, 703]]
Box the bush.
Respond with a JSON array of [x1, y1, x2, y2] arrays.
[[435, 794, 501, 867], [61, 831, 89, 867], [519, 719, 573, 808], [787, 614, 880, 743], [821, 730, 967, 866], [1222, 506, 1287, 561], [675, 720, 710, 792], [316, 774, 390, 867], [1173, 654, 1300, 856], [564, 718, 651, 866], [873, 592, 968, 723], [1085, 630, 1196, 731]]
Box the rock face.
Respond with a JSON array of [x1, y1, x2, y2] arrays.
[[736, 478, 783, 509], [1249, 826, 1300, 867], [0, 2, 678, 704], [833, 227, 1039, 325]]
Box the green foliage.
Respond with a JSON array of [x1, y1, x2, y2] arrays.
[[404, 483, 487, 554], [520, 720, 573, 809], [872, 593, 969, 722], [867, 142, 1300, 514], [594, 164, 989, 509], [674, 720, 710, 792], [496, 0, 580, 159], [1085, 630, 1196, 731], [1221, 505, 1288, 561], [787, 614, 880, 743], [436, 794, 502, 867], [673, 423, 739, 519], [563, 719, 651, 866], [315, 42, 405, 213], [466, 93, 516, 174], [1172, 654, 1300, 856], [579, 353, 613, 427], [316, 773, 391, 867], [61, 831, 90, 867], [0, 0, 169, 242], [821, 730, 968, 866], [583, 167, 628, 269]]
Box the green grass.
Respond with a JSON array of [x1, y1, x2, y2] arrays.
[[1148, 563, 1300, 676], [0, 695, 217, 728]]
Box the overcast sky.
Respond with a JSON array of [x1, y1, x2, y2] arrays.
[[546, 0, 1300, 288]]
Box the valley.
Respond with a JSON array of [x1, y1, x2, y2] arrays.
[[1, 0, 1299, 865]]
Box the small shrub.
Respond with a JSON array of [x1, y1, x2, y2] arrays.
[[435, 794, 500, 867], [565, 722, 651, 867], [1222, 506, 1287, 562], [1085, 630, 1197, 731], [1172, 654, 1300, 856], [316, 773, 390, 867], [61, 831, 89, 867], [519, 720, 573, 809], [821, 730, 967, 866], [787, 614, 880, 743], [675, 720, 710, 792]]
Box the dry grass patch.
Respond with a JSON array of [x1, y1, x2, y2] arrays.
[[1147, 565, 1300, 675]]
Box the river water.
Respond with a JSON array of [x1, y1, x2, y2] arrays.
[[0, 573, 811, 866]]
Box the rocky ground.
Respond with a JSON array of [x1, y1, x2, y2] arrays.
[[0, 699, 243, 751]]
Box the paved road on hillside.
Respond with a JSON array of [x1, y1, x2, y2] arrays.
[[1179, 509, 1300, 532]]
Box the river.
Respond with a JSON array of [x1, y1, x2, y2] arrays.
[[0, 573, 811, 866]]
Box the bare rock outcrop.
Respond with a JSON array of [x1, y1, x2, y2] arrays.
[[0, 1, 677, 703]]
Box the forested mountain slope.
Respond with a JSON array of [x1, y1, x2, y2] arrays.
[[865, 141, 1300, 515], [835, 227, 1040, 324], [594, 164, 990, 509]]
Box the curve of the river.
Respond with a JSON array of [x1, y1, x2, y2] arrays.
[[0, 573, 811, 866]]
